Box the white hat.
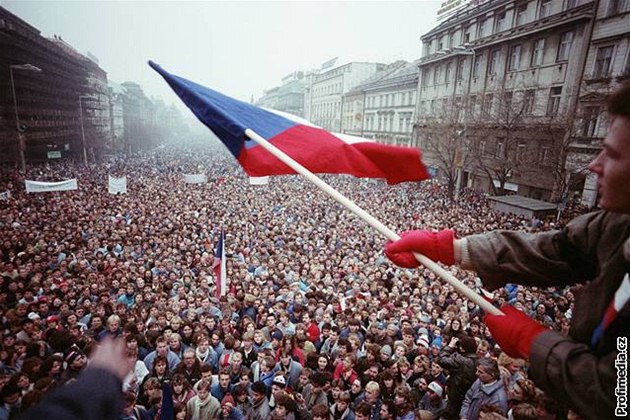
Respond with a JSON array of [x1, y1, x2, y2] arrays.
[[417, 334, 430, 349], [428, 381, 443, 397], [272, 375, 286, 387]]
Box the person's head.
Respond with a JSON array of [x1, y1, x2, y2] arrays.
[[196, 379, 211, 401], [330, 389, 348, 410], [251, 380, 267, 403], [364, 380, 380, 403], [312, 403, 330, 420], [588, 83, 630, 213], [274, 391, 296, 416], [155, 336, 169, 357], [143, 377, 161, 401], [476, 358, 501, 384], [354, 402, 372, 420], [153, 355, 168, 376], [218, 369, 231, 388], [379, 399, 395, 420]]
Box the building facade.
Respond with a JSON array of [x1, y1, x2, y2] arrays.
[[568, 0, 630, 206], [308, 61, 386, 132], [342, 61, 419, 147], [415, 0, 597, 200], [0, 7, 111, 165]]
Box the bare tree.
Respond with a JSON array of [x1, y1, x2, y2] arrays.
[[415, 98, 474, 200]]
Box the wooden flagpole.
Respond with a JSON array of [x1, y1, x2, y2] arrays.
[[244, 128, 502, 316]]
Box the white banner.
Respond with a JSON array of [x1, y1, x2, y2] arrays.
[[25, 179, 78, 193], [183, 174, 207, 184], [0, 190, 11, 201], [108, 175, 127, 194], [249, 176, 269, 186]]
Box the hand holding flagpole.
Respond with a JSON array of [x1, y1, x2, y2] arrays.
[[244, 128, 502, 316]]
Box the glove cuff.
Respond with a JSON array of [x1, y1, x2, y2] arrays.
[[436, 229, 456, 265]]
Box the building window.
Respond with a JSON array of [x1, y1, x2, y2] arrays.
[[539, 146, 551, 163], [524, 89, 536, 114], [557, 31, 573, 62], [581, 106, 600, 137], [445, 62, 452, 83], [449, 32, 455, 48], [516, 143, 526, 161], [547, 86, 562, 115], [496, 140, 505, 158], [531, 38, 546, 66], [464, 25, 472, 43], [483, 93, 494, 114], [566, 0, 579, 9], [594, 45, 614, 78], [479, 140, 487, 155], [607, 0, 628, 16], [516, 2, 528, 25], [489, 49, 501, 75], [477, 18, 487, 39], [473, 53, 482, 77], [540, 0, 552, 18], [494, 11, 506, 32], [457, 59, 465, 80], [468, 95, 477, 114], [509, 45, 522, 70], [434, 66, 441, 85]]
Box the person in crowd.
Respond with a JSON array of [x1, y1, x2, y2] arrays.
[[385, 84, 630, 419], [459, 358, 509, 419], [186, 378, 221, 420], [437, 335, 478, 419]]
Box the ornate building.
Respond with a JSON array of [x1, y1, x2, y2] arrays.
[[415, 0, 597, 200]]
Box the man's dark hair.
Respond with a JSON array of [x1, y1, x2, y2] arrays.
[[607, 83, 630, 117]]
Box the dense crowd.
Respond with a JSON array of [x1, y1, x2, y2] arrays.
[[0, 140, 591, 420]]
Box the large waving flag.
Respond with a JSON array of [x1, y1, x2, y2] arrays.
[[213, 229, 227, 299], [149, 61, 428, 184]]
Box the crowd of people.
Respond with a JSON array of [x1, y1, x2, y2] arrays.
[[0, 139, 592, 420]]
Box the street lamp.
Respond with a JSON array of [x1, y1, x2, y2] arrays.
[[78, 95, 96, 165], [9, 63, 42, 173]]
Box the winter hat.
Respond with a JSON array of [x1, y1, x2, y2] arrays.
[[65, 348, 84, 365], [27, 312, 41, 321], [417, 334, 430, 349], [221, 394, 235, 407], [380, 344, 392, 357], [272, 375, 287, 388], [431, 336, 443, 349], [428, 381, 443, 397], [459, 335, 478, 354]]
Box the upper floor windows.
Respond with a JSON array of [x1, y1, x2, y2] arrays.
[[556, 31, 573, 62], [540, 0, 553, 18], [531, 38, 546, 66]]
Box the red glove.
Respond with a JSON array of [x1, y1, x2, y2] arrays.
[[485, 305, 548, 360], [385, 229, 456, 267]]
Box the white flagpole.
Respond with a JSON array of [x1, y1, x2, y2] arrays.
[[244, 128, 502, 316]]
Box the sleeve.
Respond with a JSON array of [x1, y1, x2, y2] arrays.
[[459, 383, 474, 419], [529, 330, 618, 419], [465, 211, 606, 291], [20, 367, 123, 420]]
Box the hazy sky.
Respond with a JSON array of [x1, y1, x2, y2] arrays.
[[3, 0, 441, 108]]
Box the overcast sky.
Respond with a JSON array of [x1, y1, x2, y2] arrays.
[[3, 0, 441, 108]]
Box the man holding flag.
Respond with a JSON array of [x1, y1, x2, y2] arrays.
[[385, 83, 630, 419]]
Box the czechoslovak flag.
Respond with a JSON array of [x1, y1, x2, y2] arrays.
[[213, 229, 227, 299], [149, 61, 429, 185]]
